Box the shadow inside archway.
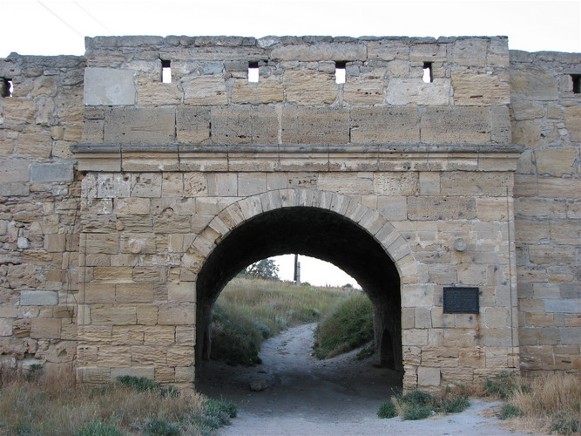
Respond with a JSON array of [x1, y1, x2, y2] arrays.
[[195, 205, 403, 405]]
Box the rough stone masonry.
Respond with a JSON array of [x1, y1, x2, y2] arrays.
[[0, 35, 579, 391]]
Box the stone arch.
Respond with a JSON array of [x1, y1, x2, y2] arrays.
[[186, 188, 418, 379]]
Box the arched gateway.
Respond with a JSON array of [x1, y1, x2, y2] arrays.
[[193, 190, 411, 373]]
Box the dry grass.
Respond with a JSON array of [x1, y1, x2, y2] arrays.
[[0, 370, 218, 435], [508, 373, 581, 434], [483, 372, 581, 435]]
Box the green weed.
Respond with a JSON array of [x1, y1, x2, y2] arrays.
[[377, 400, 397, 419], [76, 419, 123, 436], [314, 294, 373, 359], [498, 404, 523, 420]]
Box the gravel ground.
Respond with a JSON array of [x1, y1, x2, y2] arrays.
[[197, 324, 535, 436]]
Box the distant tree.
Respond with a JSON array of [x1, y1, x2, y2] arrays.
[[245, 259, 280, 281]]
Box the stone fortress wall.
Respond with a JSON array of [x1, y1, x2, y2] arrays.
[[0, 36, 579, 389]]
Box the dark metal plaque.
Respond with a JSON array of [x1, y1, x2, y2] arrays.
[[443, 287, 480, 314]]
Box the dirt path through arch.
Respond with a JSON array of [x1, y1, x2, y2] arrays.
[[197, 324, 529, 435]]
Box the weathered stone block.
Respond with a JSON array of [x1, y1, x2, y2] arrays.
[[407, 197, 476, 220], [284, 70, 337, 105], [91, 306, 137, 325], [158, 303, 195, 325], [104, 108, 175, 145], [350, 107, 419, 144], [421, 107, 491, 144], [343, 72, 385, 105], [535, 147, 576, 176], [452, 38, 488, 67], [31, 318, 61, 339], [271, 43, 366, 62], [116, 283, 154, 303], [281, 107, 349, 144], [510, 66, 558, 100], [232, 76, 284, 104], [30, 162, 74, 183], [211, 106, 278, 145], [386, 78, 451, 105], [84, 68, 136, 106], [452, 72, 510, 105], [20, 291, 58, 306], [183, 75, 227, 105], [176, 107, 211, 144]]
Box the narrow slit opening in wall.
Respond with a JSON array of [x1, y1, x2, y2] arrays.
[[335, 61, 346, 84], [1, 78, 12, 97], [423, 62, 433, 83], [248, 62, 259, 83], [572, 74, 581, 94], [161, 60, 172, 83]]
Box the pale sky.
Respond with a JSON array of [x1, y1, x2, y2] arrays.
[[1, 0, 580, 57], [2, 0, 579, 285]]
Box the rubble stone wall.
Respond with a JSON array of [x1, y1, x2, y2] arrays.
[[0, 54, 85, 375], [0, 36, 578, 389]]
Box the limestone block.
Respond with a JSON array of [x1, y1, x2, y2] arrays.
[[529, 245, 576, 266], [114, 198, 151, 216], [545, 299, 581, 314], [442, 329, 478, 347], [137, 306, 158, 325], [175, 366, 194, 383], [318, 173, 373, 195], [144, 326, 176, 346], [104, 107, 175, 145], [271, 43, 366, 61], [176, 107, 210, 144], [84, 234, 119, 255], [343, 72, 385, 105], [168, 282, 195, 302], [281, 107, 349, 144], [78, 325, 112, 342], [421, 107, 490, 144], [459, 348, 485, 368], [130, 346, 166, 365], [232, 76, 284, 104], [482, 328, 513, 347], [386, 78, 451, 105], [419, 172, 440, 195], [536, 147, 576, 176], [111, 326, 144, 345], [116, 283, 154, 303], [136, 79, 182, 106], [84, 68, 136, 106], [421, 348, 459, 367], [166, 347, 194, 366], [0, 319, 13, 337], [452, 72, 510, 105], [31, 318, 61, 339], [377, 196, 407, 221], [176, 327, 195, 346], [30, 162, 74, 183], [564, 105, 581, 142], [207, 173, 237, 196], [452, 38, 488, 67], [402, 329, 428, 346], [407, 196, 476, 220], [0, 158, 30, 183], [158, 303, 195, 325], [96, 173, 131, 199], [91, 306, 137, 325], [130, 173, 162, 198], [441, 172, 512, 196], [98, 346, 131, 366], [511, 100, 545, 121], [367, 41, 409, 61], [350, 107, 420, 144], [374, 173, 419, 196], [510, 66, 558, 101], [401, 284, 435, 307], [284, 70, 337, 105], [183, 75, 227, 106], [211, 106, 278, 145], [20, 291, 58, 306]]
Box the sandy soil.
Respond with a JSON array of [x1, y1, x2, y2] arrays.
[[197, 324, 534, 435]]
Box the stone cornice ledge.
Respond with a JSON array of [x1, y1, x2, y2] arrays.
[[71, 143, 525, 172]]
